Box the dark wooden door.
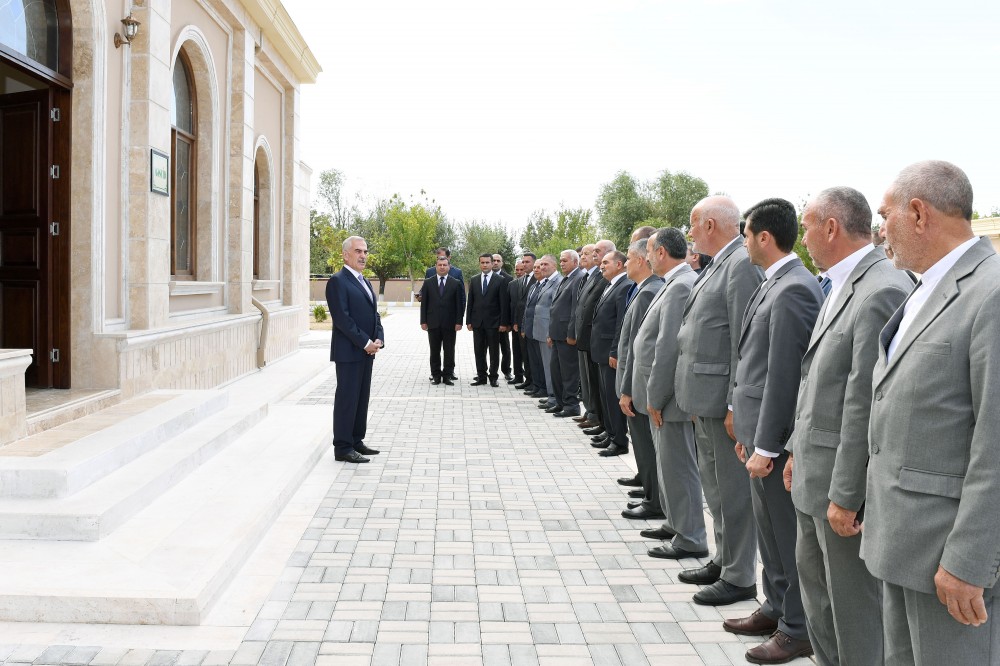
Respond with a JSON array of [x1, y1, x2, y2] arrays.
[[0, 89, 53, 388]]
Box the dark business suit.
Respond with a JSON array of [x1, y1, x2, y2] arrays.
[[466, 271, 510, 382], [522, 277, 546, 394], [507, 276, 529, 382], [733, 256, 823, 642], [420, 274, 465, 379], [425, 265, 464, 282], [326, 267, 385, 457], [590, 276, 634, 449], [513, 275, 536, 387], [548, 267, 586, 412], [493, 269, 513, 377], [574, 269, 606, 424]]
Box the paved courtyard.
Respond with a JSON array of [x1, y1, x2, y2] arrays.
[[0, 306, 809, 665]]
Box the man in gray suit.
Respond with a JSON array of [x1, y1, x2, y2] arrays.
[[547, 250, 586, 417], [514, 253, 538, 392], [782, 187, 912, 666], [863, 160, 1000, 664], [529, 256, 563, 410], [634, 228, 707, 557], [675, 196, 763, 606], [727, 198, 822, 664], [590, 250, 633, 457], [616, 240, 665, 519]]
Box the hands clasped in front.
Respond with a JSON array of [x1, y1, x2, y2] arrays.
[[364, 339, 384, 356]]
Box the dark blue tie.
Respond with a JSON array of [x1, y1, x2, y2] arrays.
[[819, 276, 832, 296], [439, 276, 445, 296], [626, 283, 638, 307]]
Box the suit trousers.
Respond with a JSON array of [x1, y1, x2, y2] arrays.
[[883, 580, 998, 666], [525, 335, 545, 393], [511, 328, 524, 379], [654, 419, 707, 552], [598, 363, 628, 447], [332, 357, 374, 457], [519, 332, 533, 386], [499, 330, 511, 375], [578, 351, 595, 420], [472, 327, 500, 380], [796, 510, 883, 666], [537, 340, 556, 402], [693, 416, 757, 587], [582, 354, 603, 425], [750, 449, 807, 641], [427, 327, 457, 378], [550, 340, 580, 411], [628, 412, 661, 512]]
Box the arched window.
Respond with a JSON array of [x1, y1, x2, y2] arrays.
[[171, 52, 196, 277], [253, 162, 260, 279], [0, 0, 59, 71]]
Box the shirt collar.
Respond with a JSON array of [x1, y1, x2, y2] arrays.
[[764, 253, 798, 281], [918, 236, 980, 289], [608, 272, 626, 287], [662, 263, 687, 281], [714, 235, 742, 257], [345, 265, 364, 281], [825, 243, 873, 292]]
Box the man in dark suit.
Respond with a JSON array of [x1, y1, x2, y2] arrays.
[[492, 254, 514, 381], [728, 198, 822, 664], [325, 236, 385, 464], [547, 249, 586, 417], [506, 260, 526, 384], [576, 241, 613, 437], [521, 257, 547, 397], [420, 256, 465, 385], [424, 246, 464, 282], [783, 187, 912, 666], [590, 250, 633, 457], [513, 253, 537, 391], [466, 253, 510, 387]]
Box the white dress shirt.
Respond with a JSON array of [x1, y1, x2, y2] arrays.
[[600, 271, 627, 299], [821, 243, 874, 327], [887, 236, 979, 361]]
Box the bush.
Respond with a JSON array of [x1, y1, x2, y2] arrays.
[[313, 304, 328, 322]]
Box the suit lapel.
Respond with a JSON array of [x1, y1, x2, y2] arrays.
[[739, 258, 799, 341], [685, 239, 741, 314], [806, 249, 883, 353], [344, 268, 376, 309], [639, 266, 689, 328]]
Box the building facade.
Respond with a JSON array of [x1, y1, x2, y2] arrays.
[[0, 0, 318, 407]]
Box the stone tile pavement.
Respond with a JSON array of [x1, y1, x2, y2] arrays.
[[0, 306, 811, 665]]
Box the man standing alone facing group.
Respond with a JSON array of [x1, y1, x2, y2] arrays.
[[420, 256, 465, 385]]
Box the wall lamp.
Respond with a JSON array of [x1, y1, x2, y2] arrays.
[[114, 12, 141, 48]]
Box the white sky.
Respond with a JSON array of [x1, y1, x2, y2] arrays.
[[282, 0, 1000, 230]]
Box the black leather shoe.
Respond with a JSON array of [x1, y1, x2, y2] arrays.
[[335, 451, 370, 463], [431, 377, 442, 385], [355, 444, 380, 455], [590, 439, 609, 449], [515, 382, 531, 390], [648, 543, 709, 559], [591, 434, 609, 443], [470, 379, 487, 386], [449, 373, 458, 381], [628, 489, 645, 498], [621, 504, 663, 519], [692, 579, 757, 606], [525, 389, 543, 397], [545, 405, 563, 413], [640, 527, 676, 540], [538, 397, 550, 403], [600, 445, 629, 457], [678, 562, 722, 585], [554, 409, 580, 418], [443, 378, 454, 386], [617, 476, 642, 487], [508, 376, 523, 385], [490, 379, 499, 387], [583, 426, 605, 436], [504, 374, 514, 382]]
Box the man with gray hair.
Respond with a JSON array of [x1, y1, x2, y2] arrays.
[[674, 196, 763, 606], [529, 255, 563, 409], [863, 161, 1000, 663], [570, 244, 601, 427], [782, 185, 913, 666], [547, 249, 586, 417]]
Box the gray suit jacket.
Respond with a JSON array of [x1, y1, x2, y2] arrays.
[[590, 276, 633, 364], [633, 265, 697, 420], [675, 241, 764, 418], [862, 237, 1000, 594], [573, 269, 605, 350], [732, 257, 823, 454], [615, 275, 664, 397], [788, 247, 912, 518], [529, 274, 563, 343], [549, 268, 586, 340]]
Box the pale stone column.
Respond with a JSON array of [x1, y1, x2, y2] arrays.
[[0, 350, 31, 445], [283, 86, 309, 318], [126, 0, 172, 329], [228, 28, 255, 315]]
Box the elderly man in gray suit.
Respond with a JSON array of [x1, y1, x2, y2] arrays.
[[727, 198, 823, 664], [591, 250, 633, 457], [547, 249, 586, 417], [529, 255, 563, 410], [782, 187, 913, 666], [634, 228, 707, 557], [616, 239, 665, 519], [675, 196, 763, 606], [863, 160, 1000, 664]]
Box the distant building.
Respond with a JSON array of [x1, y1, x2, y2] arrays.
[[0, 0, 319, 417], [972, 217, 1000, 253]]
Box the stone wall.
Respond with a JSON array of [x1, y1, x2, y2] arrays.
[[0, 350, 32, 446]]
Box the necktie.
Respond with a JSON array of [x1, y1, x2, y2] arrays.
[[439, 276, 445, 296], [483, 274, 490, 292], [819, 276, 832, 296], [625, 283, 638, 307], [358, 273, 373, 302]]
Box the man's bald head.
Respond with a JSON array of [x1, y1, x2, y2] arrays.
[[689, 196, 741, 257]]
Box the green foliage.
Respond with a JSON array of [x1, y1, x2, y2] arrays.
[[651, 170, 710, 228], [309, 209, 349, 274], [520, 207, 598, 259], [454, 220, 516, 282], [381, 192, 444, 292], [312, 304, 328, 322], [793, 198, 818, 275], [316, 168, 355, 229], [351, 197, 401, 294], [595, 169, 709, 248]]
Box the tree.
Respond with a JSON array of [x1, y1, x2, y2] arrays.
[[454, 220, 516, 281], [520, 207, 597, 259], [651, 170, 709, 229], [309, 209, 348, 274], [381, 192, 443, 295], [350, 197, 401, 295], [594, 171, 652, 249], [316, 168, 355, 229]]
